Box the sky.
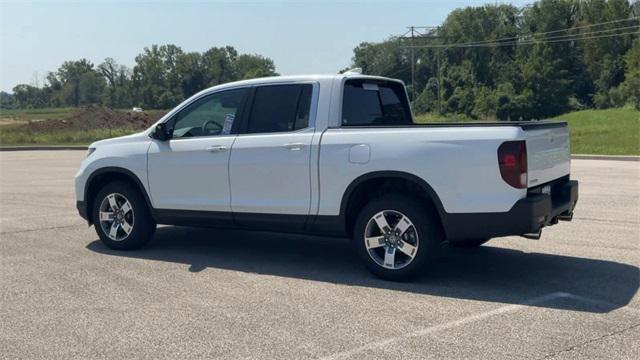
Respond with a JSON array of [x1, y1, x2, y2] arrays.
[[0, 0, 530, 92]]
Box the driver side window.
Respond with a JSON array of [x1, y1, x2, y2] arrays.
[[170, 88, 248, 139]]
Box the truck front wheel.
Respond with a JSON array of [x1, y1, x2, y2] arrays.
[[352, 195, 443, 281], [92, 181, 156, 250]]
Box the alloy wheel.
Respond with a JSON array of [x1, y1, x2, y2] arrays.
[[98, 193, 135, 241], [364, 210, 419, 270]]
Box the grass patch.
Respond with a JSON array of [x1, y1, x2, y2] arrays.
[[0, 125, 137, 146], [0, 107, 167, 123], [415, 108, 639, 155], [0, 107, 76, 123], [555, 108, 639, 155], [414, 112, 478, 123], [0, 106, 168, 146]]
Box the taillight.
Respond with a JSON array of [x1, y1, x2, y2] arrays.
[[498, 141, 527, 189]]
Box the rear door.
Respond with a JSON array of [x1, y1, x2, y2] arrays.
[[229, 83, 316, 229]]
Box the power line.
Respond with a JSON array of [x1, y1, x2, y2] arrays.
[[406, 23, 640, 47], [441, 16, 639, 47], [404, 29, 639, 48], [401, 24, 640, 48], [397, 16, 639, 112], [519, 24, 640, 41], [385, 66, 410, 78], [519, 29, 639, 45]]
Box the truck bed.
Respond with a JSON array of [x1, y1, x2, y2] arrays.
[[330, 120, 567, 130]]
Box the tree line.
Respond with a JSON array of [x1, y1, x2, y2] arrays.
[[3, 0, 639, 121], [347, 0, 639, 120], [4, 45, 277, 110]]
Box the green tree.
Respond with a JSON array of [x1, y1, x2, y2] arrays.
[[57, 59, 104, 106], [235, 54, 277, 79], [132, 45, 183, 109], [174, 52, 205, 99], [130, 44, 278, 109], [346, 0, 638, 119], [12, 84, 48, 108], [580, 0, 636, 106], [616, 38, 640, 109], [518, 45, 572, 119], [0, 91, 14, 109], [98, 58, 133, 108], [200, 46, 239, 86], [352, 40, 411, 84]]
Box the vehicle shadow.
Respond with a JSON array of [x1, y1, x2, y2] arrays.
[[86, 226, 639, 313]]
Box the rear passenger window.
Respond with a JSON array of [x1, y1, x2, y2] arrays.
[[341, 80, 413, 126], [245, 84, 313, 134]]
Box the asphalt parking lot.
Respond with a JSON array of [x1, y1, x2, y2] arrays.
[[1, 150, 638, 359]]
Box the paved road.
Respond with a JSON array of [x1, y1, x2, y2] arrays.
[[1, 151, 638, 359]]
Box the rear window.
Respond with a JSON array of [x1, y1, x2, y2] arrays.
[[245, 84, 312, 134], [341, 79, 413, 126]]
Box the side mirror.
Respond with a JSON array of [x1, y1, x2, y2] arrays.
[[153, 123, 170, 141]]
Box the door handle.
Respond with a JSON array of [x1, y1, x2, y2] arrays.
[[206, 145, 228, 153], [283, 142, 305, 151]]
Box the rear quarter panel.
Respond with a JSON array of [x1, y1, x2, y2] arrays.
[[318, 127, 527, 215]]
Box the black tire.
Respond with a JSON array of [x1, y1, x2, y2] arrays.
[[92, 181, 156, 250], [352, 194, 443, 281], [449, 238, 490, 248]]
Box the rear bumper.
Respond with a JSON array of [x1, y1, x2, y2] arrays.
[[444, 179, 578, 240]]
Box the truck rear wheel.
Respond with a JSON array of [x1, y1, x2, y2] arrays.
[[352, 194, 443, 281], [92, 181, 156, 250]]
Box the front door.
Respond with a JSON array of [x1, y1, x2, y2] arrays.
[[147, 88, 249, 212]]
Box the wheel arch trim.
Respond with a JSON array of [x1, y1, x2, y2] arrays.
[[339, 170, 448, 224], [84, 167, 154, 224]]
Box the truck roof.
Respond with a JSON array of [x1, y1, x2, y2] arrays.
[[196, 73, 404, 95]]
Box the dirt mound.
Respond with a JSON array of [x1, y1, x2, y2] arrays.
[[26, 106, 166, 132]]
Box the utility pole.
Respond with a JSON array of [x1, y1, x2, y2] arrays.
[[410, 26, 416, 102], [32, 71, 40, 88], [437, 49, 442, 115], [399, 26, 444, 112]]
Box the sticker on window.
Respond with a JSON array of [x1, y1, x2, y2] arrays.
[[222, 113, 235, 135]]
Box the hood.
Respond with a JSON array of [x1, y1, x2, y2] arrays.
[[89, 131, 149, 148]]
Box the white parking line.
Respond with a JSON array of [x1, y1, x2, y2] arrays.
[[319, 292, 574, 360]]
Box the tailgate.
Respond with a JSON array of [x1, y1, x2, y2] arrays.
[[524, 123, 571, 187]]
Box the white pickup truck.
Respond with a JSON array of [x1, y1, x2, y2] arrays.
[[75, 73, 578, 280]]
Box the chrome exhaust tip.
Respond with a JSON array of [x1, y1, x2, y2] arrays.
[[521, 228, 542, 240]]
